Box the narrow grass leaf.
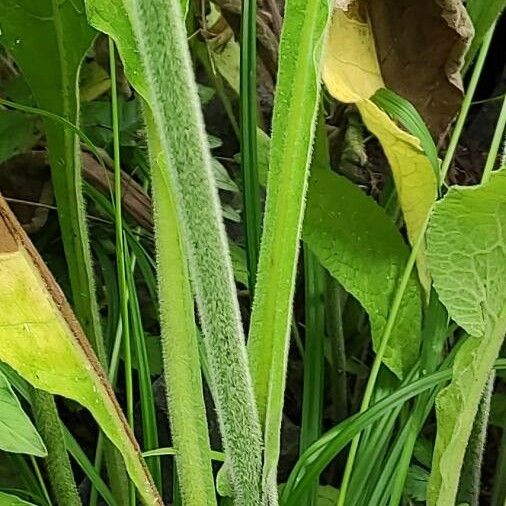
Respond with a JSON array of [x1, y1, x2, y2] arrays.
[[280, 359, 506, 505], [371, 88, 440, 186], [303, 168, 422, 378], [246, 0, 331, 498], [322, 8, 438, 290], [84, 0, 263, 503], [240, 0, 262, 289], [0, 372, 46, 457], [0, 199, 162, 506], [426, 170, 506, 506]]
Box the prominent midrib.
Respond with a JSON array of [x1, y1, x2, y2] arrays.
[[251, 0, 329, 417]]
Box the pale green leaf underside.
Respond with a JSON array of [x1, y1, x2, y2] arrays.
[[0, 371, 46, 457], [303, 168, 422, 378], [0, 248, 160, 505], [426, 170, 506, 506], [427, 170, 506, 338]]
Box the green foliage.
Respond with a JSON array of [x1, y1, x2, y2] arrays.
[[246, 0, 331, 498], [304, 167, 422, 377], [0, 200, 161, 505], [31, 390, 81, 506], [146, 110, 217, 505], [0, 372, 46, 457], [0, 0, 104, 357], [84, 0, 263, 503], [280, 360, 506, 505], [0, 491, 36, 505], [426, 170, 506, 506]]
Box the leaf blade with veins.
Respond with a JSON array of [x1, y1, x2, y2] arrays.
[[427, 170, 506, 506]]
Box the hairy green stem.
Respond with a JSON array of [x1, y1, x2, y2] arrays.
[[246, 0, 331, 499], [31, 390, 81, 506], [145, 108, 217, 506], [456, 374, 494, 506], [111, 0, 264, 501]]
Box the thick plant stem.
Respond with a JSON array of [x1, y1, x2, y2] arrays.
[[31, 390, 81, 506], [118, 0, 263, 502], [246, 0, 331, 500]]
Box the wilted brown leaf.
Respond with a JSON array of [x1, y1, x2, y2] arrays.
[[364, 0, 473, 138]]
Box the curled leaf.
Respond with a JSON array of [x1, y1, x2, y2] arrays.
[[322, 7, 438, 289]]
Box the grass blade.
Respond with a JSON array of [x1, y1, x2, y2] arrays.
[[299, 246, 326, 505], [280, 358, 506, 505], [240, 0, 262, 290]]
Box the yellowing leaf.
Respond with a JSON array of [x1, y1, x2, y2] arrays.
[[0, 199, 161, 506], [322, 10, 383, 101], [322, 8, 437, 289]]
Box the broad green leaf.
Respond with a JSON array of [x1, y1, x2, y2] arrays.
[[0, 0, 105, 356], [0, 372, 46, 457], [0, 111, 39, 165], [0, 491, 36, 506], [322, 8, 438, 290], [426, 170, 506, 506], [246, 0, 331, 497], [303, 168, 422, 377], [84, 0, 262, 503], [0, 199, 161, 505], [316, 485, 339, 505]]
